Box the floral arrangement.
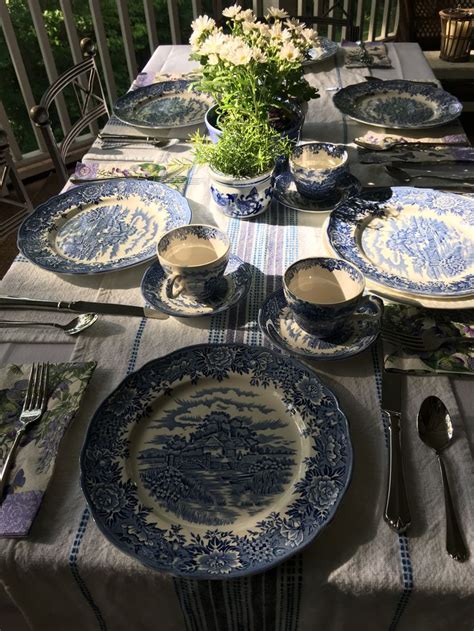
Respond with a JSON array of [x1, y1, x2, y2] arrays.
[[189, 5, 319, 122]]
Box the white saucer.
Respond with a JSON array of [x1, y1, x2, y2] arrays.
[[258, 289, 382, 360], [274, 171, 362, 213], [141, 254, 252, 317]]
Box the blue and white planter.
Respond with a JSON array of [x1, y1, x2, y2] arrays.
[[209, 166, 276, 219]]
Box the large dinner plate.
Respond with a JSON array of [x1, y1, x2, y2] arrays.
[[81, 344, 352, 579], [327, 187, 474, 298], [333, 80, 462, 129], [303, 37, 338, 66], [18, 179, 191, 274], [113, 80, 213, 129]]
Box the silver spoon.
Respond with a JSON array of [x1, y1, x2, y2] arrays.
[[417, 396, 468, 562], [385, 165, 474, 187], [0, 313, 98, 336]]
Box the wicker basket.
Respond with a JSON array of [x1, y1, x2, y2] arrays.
[[439, 8, 473, 62]]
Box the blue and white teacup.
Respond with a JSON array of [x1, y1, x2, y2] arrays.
[[289, 143, 348, 200], [157, 224, 230, 301], [283, 257, 366, 338]]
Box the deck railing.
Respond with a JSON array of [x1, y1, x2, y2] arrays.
[[0, 0, 399, 177]]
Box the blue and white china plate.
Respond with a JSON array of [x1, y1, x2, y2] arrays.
[[327, 187, 474, 298], [259, 290, 382, 360], [81, 343, 352, 578], [333, 80, 462, 129], [113, 80, 213, 129], [303, 37, 338, 66], [141, 254, 252, 317], [18, 179, 191, 275], [275, 171, 361, 213]]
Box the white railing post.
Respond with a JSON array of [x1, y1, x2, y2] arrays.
[[88, 0, 117, 105], [143, 0, 159, 53], [116, 0, 139, 82]]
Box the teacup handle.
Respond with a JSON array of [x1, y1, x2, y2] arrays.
[[352, 295, 384, 322], [167, 274, 185, 299]]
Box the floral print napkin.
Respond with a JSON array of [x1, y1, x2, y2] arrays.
[[354, 130, 469, 151], [343, 42, 392, 68], [0, 362, 96, 537], [383, 304, 474, 375]]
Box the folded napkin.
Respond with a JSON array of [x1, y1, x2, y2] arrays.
[[354, 130, 469, 151], [358, 145, 474, 164], [383, 304, 474, 375], [72, 159, 192, 191], [343, 42, 392, 68], [0, 362, 96, 537], [130, 70, 201, 91]]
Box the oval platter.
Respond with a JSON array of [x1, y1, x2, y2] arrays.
[[81, 343, 353, 579], [18, 179, 191, 275], [113, 79, 213, 129], [333, 79, 462, 129]]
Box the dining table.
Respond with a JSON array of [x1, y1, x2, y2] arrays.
[[0, 42, 473, 631]]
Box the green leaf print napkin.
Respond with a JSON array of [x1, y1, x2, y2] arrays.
[[0, 362, 96, 537], [383, 304, 474, 375]]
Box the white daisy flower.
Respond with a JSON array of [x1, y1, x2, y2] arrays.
[[278, 42, 302, 62], [222, 4, 242, 18], [191, 15, 216, 33], [266, 7, 289, 19], [252, 47, 267, 63], [199, 32, 228, 55], [223, 42, 253, 65], [235, 8, 255, 22]]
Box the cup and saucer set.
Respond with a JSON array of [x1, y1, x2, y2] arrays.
[[259, 257, 383, 360], [141, 224, 252, 317], [274, 142, 362, 213]]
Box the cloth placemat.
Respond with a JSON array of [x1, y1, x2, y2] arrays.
[[383, 304, 474, 375], [0, 361, 96, 537]]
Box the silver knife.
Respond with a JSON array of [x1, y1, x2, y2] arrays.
[[381, 368, 411, 534], [0, 295, 167, 320]]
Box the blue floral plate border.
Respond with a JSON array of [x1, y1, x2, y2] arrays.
[[328, 187, 474, 297], [80, 344, 353, 579], [18, 179, 191, 275], [303, 37, 338, 66]]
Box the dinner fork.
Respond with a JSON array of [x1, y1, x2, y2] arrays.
[[0, 363, 49, 502], [381, 329, 474, 353]]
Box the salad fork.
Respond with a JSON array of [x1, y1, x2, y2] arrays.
[[381, 328, 473, 353], [0, 363, 49, 502]]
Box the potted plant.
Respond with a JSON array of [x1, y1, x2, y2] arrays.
[[189, 6, 319, 142], [191, 112, 291, 219]]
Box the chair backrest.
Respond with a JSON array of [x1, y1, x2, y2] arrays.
[[398, 0, 473, 50], [293, 0, 360, 42], [29, 38, 109, 185], [0, 126, 33, 243]]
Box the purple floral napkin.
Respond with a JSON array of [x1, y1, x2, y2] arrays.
[[0, 362, 96, 537], [383, 304, 474, 375]]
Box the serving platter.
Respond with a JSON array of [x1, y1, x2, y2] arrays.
[[113, 80, 213, 129], [333, 80, 462, 129], [327, 187, 474, 298], [81, 344, 352, 578], [303, 37, 338, 66], [18, 179, 191, 275]]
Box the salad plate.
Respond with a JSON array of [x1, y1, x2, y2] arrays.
[[81, 344, 352, 578], [113, 80, 213, 129], [327, 187, 474, 298], [141, 254, 252, 317], [259, 290, 382, 360], [333, 80, 462, 129], [275, 171, 361, 213], [18, 179, 191, 275], [303, 37, 338, 66]]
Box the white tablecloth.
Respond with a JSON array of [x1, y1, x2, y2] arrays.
[[0, 44, 473, 631]]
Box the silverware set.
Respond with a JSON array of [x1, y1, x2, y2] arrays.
[[380, 331, 470, 561]]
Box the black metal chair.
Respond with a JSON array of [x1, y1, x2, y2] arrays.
[[293, 0, 360, 42], [0, 127, 33, 243], [29, 38, 109, 185]]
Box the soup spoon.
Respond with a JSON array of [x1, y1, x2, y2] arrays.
[[417, 396, 468, 562], [0, 313, 98, 336]]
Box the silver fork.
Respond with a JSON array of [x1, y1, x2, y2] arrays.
[[381, 329, 474, 353], [0, 363, 49, 502]]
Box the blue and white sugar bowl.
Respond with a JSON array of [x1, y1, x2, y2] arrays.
[[283, 257, 366, 338], [289, 142, 348, 200]]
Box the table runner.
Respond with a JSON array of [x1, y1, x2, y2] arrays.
[[0, 44, 473, 631]]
